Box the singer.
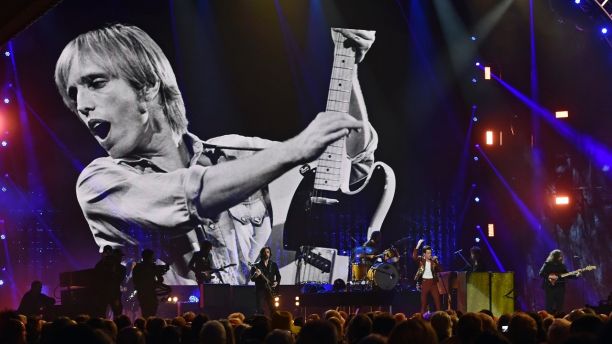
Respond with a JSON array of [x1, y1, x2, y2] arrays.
[[413, 239, 442, 314]]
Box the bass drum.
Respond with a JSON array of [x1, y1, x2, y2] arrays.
[[351, 262, 372, 281], [366, 263, 399, 290]]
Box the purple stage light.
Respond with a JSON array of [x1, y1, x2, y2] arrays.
[[574, 0, 580, 4], [472, 116, 478, 122], [602, 27, 608, 35], [473, 156, 479, 161], [475, 62, 480, 66], [3, 51, 9, 57], [474, 237, 480, 243], [3, 98, 8, 104], [0, 279, 4, 286], [0, 234, 5, 240], [474, 197, 480, 203], [1, 141, 7, 147]]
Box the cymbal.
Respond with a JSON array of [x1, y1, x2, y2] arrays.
[[353, 246, 375, 255]]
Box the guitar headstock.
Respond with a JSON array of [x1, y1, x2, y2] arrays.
[[583, 265, 597, 271]]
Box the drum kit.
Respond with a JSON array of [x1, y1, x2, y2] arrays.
[[349, 245, 402, 291]]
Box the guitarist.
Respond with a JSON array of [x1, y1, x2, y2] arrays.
[[250, 246, 281, 316], [539, 249, 580, 314], [189, 240, 216, 284]]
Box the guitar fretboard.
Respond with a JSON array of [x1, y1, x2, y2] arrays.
[[314, 30, 356, 191]]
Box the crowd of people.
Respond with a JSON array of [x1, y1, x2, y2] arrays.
[[1, 306, 610, 344]]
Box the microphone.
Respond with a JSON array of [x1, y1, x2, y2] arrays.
[[453, 249, 463, 254]]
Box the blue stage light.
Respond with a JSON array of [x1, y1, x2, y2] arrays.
[[472, 116, 478, 122], [603, 165, 610, 172], [471, 36, 477, 41], [1, 187, 6, 192], [3, 51, 9, 57], [602, 27, 608, 34], [474, 197, 480, 203], [574, 0, 580, 4], [188, 295, 199, 303], [0, 279, 4, 286], [475, 62, 480, 66], [471, 78, 477, 83], [0, 234, 5, 240], [475, 237, 481, 243], [473, 156, 479, 161]]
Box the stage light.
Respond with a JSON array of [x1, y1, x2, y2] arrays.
[[471, 36, 477, 41], [484, 67, 491, 80], [555, 196, 570, 205], [0, 234, 5, 239], [487, 224, 495, 237], [0, 279, 4, 286], [485, 131, 494, 145], [3, 51, 9, 57], [274, 301, 280, 308], [1, 187, 6, 192], [603, 165, 610, 172], [602, 27, 608, 34], [471, 78, 477, 84], [188, 295, 199, 303], [474, 197, 480, 203], [555, 111, 569, 118], [167, 297, 172, 302], [473, 156, 479, 161], [475, 237, 481, 243], [475, 62, 480, 66], [574, 0, 580, 4], [295, 301, 300, 306], [295, 296, 300, 301], [172, 296, 178, 303], [1, 141, 7, 147], [3, 98, 8, 104], [472, 183, 477, 188], [472, 116, 478, 122], [274, 296, 280, 302]]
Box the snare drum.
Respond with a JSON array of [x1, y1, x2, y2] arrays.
[[351, 262, 372, 281], [366, 263, 399, 290], [383, 247, 400, 263]]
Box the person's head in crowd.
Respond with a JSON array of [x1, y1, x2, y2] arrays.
[[507, 312, 537, 344], [233, 324, 250, 343], [387, 318, 438, 344], [457, 312, 483, 343], [117, 326, 146, 344], [114, 314, 132, 331], [339, 310, 348, 321], [30, 280, 43, 294], [371, 312, 395, 337], [182, 311, 196, 323], [171, 316, 186, 327], [59, 323, 113, 344], [496, 313, 511, 333], [160, 325, 181, 344], [306, 314, 320, 322], [200, 320, 226, 344], [346, 314, 373, 344], [102, 319, 119, 341], [580, 307, 596, 315], [74, 314, 90, 324], [265, 329, 295, 344], [327, 316, 344, 339], [146, 317, 166, 339], [542, 315, 555, 333], [478, 312, 496, 333], [393, 313, 407, 324], [293, 316, 305, 328], [566, 309, 587, 322], [219, 319, 236, 344], [2, 318, 26, 344], [570, 314, 604, 335], [430, 311, 452, 342], [547, 318, 571, 344], [296, 320, 337, 344], [133, 317, 146, 332], [526, 311, 547, 343], [247, 314, 272, 342], [356, 333, 387, 344], [479, 309, 493, 318], [324, 310, 343, 322], [228, 312, 246, 322], [271, 311, 293, 331]]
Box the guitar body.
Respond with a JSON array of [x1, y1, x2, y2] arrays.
[[283, 163, 389, 251]]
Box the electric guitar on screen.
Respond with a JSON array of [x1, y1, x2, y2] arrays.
[[248, 262, 279, 297], [547, 265, 596, 286], [277, 28, 396, 252]]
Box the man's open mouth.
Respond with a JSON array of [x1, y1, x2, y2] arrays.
[[88, 120, 111, 140]]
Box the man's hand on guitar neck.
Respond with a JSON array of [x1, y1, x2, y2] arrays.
[[333, 28, 376, 63]]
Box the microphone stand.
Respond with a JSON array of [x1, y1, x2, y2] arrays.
[[455, 251, 472, 271]]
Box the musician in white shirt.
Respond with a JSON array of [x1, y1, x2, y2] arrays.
[[413, 239, 442, 314]]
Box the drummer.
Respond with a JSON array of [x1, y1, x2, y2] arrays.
[[363, 231, 383, 257]]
